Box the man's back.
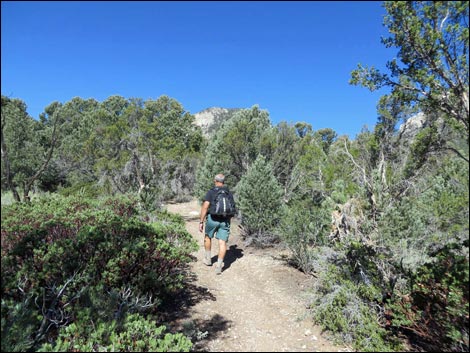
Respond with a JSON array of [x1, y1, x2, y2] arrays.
[[205, 186, 236, 218]]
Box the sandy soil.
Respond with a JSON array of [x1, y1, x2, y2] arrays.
[[164, 199, 352, 352]]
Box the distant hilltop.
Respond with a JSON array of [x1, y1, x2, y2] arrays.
[[194, 107, 430, 143], [193, 107, 242, 137]]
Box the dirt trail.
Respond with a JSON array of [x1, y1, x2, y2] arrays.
[[165, 200, 352, 352]]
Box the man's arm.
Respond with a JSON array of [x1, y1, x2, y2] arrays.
[[199, 201, 210, 233]]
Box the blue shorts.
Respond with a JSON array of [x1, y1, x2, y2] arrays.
[[205, 214, 231, 242]]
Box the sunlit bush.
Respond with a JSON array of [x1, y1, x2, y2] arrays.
[[1, 194, 197, 351]]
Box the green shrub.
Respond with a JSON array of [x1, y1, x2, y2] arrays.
[[57, 181, 102, 198], [278, 200, 330, 274], [386, 243, 469, 351], [375, 159, 469, 350], [237, 155, 284, 245], [38, 313, 192, 352], [310, 258, 402, 352], [1, 194, 197, 351]]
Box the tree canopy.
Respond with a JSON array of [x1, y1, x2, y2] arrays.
[[351, 1, 469, 161]]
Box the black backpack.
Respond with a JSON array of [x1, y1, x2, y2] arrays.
[[209, 187, 236, 217]]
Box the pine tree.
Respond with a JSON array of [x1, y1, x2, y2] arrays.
[[237, 155, 284, 245], [194, 105, 271, 200]]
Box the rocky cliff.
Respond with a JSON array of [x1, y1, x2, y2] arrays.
[[193, 107, 242, 137]]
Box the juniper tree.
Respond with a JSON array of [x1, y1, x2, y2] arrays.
[[89, 95, 203, 204], [350, 1, 469, 163], [259, 122, 304, 193], [195, 105, 271, 200], [1, 96, 62, 202], [237, 155, 284, 245]]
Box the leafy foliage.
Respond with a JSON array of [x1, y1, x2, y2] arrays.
[[350, 1, 469, 162], [88, 95, 204, 203], [1, 96, 62, 201], [386, 243, 469, 351], [278, 201, 330, 274], [311, 272, 401, 352], [1, 194, 197, 351], [37, 313, 192, 352], [236, 155, 284, 245], [195, 105, 271, 200], [1, 94, 204, 204], [1, 3, 468, 348]]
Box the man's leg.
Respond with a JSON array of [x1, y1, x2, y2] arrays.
[[217, 238, 227, 261], [215, 239, 227, 274], [204, 214, 217, 266], [204, 235, 212, 265], [215, 219, 230, 274], [204, 235, 212, 252]]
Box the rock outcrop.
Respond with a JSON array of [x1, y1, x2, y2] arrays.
[[193, 107, 242, 137]]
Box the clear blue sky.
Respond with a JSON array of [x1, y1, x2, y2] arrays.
[[2, 1, 395, 137]]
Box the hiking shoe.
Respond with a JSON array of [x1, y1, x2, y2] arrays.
[[215, 263, 224, 275], [203, 257, 212, 266]]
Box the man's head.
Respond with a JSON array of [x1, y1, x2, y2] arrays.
[[214, 174, 225, 186]]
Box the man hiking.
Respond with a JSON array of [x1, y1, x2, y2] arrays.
[[198, 173, 236, 275]]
